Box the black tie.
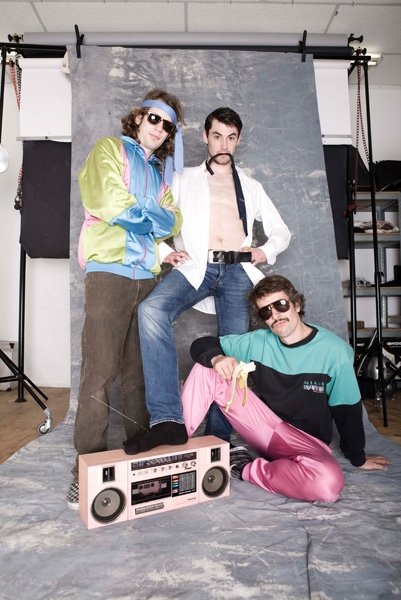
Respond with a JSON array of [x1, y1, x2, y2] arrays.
[[205, 153, 248, 236]]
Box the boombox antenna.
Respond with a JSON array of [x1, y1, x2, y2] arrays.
[[91, 394, 149, 432]]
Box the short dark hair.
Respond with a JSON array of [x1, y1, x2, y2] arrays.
[[121, 88, 185, 162], [204, 107, 243, 136], [249, 274, 305, 318]]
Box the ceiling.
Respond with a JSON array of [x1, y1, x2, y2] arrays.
[[1, 1, 401, 87]]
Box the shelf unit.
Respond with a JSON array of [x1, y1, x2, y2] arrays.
[[344, 191, 401, 404], [345, 190, 401, 338]]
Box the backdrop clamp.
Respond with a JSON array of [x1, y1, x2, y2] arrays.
[[74, 24, 84, 58], [300, 30, 308, 62]]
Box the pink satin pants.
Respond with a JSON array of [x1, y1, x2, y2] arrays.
[[181, 364, 345, 502]]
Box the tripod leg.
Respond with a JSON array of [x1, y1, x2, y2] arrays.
[[16, 247, 27, 402], [0, 348, 52, 432]]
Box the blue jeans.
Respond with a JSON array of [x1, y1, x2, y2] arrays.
[[138, 263, 252, 438]]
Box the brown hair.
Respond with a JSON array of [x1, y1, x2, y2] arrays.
[[121, 88, 185, 162], [249, 274, 305, 318]]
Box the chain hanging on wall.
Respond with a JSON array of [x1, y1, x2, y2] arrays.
[[8, 58, 23, 210], [354, 59, 371, 194]]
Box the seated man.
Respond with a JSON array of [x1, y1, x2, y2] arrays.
[[181, 274, 390, 502]]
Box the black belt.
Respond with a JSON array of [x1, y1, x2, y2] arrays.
[[208, 250, 252, 264]]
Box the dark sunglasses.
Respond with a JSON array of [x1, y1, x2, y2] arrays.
[[146, 112, 176, 135], [257, 299, 291, 321]]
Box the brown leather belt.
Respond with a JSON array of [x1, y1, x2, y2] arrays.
[[208, 250, 252, 264]]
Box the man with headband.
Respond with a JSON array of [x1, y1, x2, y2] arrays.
[[124, 107, 291, 455], [66, 89, 184, 510]]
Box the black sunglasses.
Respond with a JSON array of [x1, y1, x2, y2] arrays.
[[257, 299, 291, 321], [146, 112, 176, 135]]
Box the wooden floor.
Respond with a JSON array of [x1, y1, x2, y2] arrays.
[[0, 387, 70, 464], [363, 392, 401, 446], [0, 386, 400, 464]]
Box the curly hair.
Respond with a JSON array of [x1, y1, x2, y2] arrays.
[[121, 89, 185, 162], [249, 274, 305, 318]]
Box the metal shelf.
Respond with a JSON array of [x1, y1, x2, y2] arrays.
[[349, 327, 401, 340], [354, 233, 399, 248], [345, 190, 401, 340], [343, 285, 401, 298], [354, 191, 401, 213]]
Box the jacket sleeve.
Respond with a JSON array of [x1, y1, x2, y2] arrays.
[[331, 401, 366, 467], [252, 179, 292, 265], [153, 185, 182, 241], [190, 336, 225, 367], [154, 170, 182, 257], [78, 137, 139, 224], [113, 184, 181, 239], [78, 137, 181, 238]]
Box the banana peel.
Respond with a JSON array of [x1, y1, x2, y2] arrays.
[[224, 361, 256, 413]]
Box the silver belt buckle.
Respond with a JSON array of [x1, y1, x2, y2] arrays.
[[208, 249, 217, 263]]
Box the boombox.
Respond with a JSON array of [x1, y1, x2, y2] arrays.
[[79, 435, 230, 529]]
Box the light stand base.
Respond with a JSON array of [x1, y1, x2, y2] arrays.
[[0, 348, 52, 434]]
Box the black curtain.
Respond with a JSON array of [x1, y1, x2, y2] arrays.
[[323, 144, 371, 260], [20, 140, 71, 258], [323, 145, 349, 260]]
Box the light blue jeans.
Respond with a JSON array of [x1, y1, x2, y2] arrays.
[[138, 263, 252, 438]]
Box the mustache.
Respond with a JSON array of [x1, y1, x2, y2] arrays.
[[206, 153, 233, 175], [209, 152, 232, 160], [271, 317, 289, 327]]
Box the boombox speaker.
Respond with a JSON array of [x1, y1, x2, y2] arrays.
[[79, 435, 230, 529]]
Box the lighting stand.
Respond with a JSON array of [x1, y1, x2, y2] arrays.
[[345, 145, 358, 353], [0, 44, 51, 433], [349, 56, 389, 426]]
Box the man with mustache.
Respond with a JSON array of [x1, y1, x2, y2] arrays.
[[181, 274, 390, 502], [124, 107, 291, 454]]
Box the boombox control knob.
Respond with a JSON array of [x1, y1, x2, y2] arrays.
[[182, 460, 197, 470]]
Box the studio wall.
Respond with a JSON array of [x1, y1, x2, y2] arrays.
[[68, 46, 348, 411]]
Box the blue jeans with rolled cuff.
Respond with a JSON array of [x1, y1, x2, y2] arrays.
[[138, 263, 252, 439]]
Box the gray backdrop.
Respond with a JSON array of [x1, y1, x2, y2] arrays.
[[68, 46, 348, 411]]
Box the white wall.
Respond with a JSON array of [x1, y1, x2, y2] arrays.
[[1, 81, 71, 387], [1, 73, 400, 386], [1, 84, 21, 341], [349, 85, 401, 162]]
